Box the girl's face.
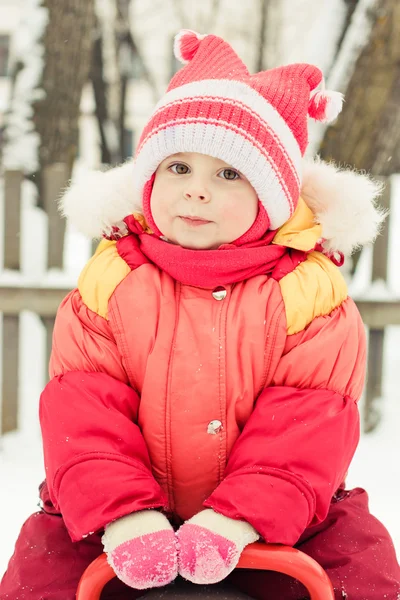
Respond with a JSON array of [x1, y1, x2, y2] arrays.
[[151, 152, 258, 250]]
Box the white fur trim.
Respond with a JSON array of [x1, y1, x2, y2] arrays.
[[59, 162, 141, 239], [302, 157, 386, 255], [59, 157, 386, 256]]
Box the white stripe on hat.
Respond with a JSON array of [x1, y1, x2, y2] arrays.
[[153, 79, 302, 179], [137, 115, 296, 213], [133, 122, 293, 229], [147, 96, 300, 190]]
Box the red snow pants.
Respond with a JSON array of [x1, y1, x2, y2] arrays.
[[1, 483, 399, 600]]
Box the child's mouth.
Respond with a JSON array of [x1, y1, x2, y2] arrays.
[[180, 216, 212, 226]]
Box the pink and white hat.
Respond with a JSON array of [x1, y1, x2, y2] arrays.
[[133, 30, 344, 230]]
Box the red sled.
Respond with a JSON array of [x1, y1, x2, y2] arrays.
[[76, 542, 334, 600]]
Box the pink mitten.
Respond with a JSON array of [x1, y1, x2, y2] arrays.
[[102, 510, 178, 589], [177, 509, 259, 584]]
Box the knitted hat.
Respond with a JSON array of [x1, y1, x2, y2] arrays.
[[133, 30, 344, 231]]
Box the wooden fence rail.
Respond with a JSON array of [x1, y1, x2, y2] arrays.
[[0, 169, 399, 434], [361, 179, 393, 432], [1, 165, 68, 434]]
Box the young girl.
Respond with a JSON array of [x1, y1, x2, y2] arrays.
[[1, 30, 399, 600]]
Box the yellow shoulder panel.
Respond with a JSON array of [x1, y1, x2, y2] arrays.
[[279, 252, 348, 335], [272, 197, 322, 252], [78, 239, 131, 320]]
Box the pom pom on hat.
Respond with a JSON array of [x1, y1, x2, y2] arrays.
[[174, 29, 207, 64], [308, 88, 344, 123]]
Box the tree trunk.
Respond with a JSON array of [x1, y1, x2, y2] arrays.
[[319, 0, 400, 273], [90, 0, 160, 166], [91, 22, 113, 165], [91, 0, 131, 166], [34, 0, 95, 191], [319, 0, 400, 176], [255, 0, 269, 72]]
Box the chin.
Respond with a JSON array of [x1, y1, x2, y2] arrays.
[[177, 237, 217, 251], [181, 242, 215, 250]]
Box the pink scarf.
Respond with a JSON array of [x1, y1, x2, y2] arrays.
[[117, 216, 308, 288]]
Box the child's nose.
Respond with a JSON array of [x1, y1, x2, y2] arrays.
[[183, 187, 210, 202]]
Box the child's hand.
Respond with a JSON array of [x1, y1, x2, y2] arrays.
[[102, 510, 178, 589], [177, 509, 259, 584]]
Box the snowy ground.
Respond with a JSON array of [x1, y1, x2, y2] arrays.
[[0, 176, 400, 578]]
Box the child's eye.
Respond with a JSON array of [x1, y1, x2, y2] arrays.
[[218, 169, 240, 180], [170, 163, 190, 174]]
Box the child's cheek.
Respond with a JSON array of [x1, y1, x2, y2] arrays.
[[220, 201, 248, 224]]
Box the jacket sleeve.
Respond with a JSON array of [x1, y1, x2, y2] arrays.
[[40, 289, 167, 542], [204, 297, 365, 545]]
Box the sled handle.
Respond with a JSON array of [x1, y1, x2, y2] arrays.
[[76, 542, 334, 600]]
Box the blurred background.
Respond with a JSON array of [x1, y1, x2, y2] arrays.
[[0, 0, 399, 575]]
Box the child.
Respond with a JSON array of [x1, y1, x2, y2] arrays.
[[1, 30, 399, 600]]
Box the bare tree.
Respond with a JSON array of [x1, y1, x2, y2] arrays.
[[3, 0, 95, 187], [91, 0, 158, 165], [320, 0, 400, 176], [319, 0, 400, 279], [35, 0, 96, 184], [2, 0, 95, 268], [255, 0, 269, 72]]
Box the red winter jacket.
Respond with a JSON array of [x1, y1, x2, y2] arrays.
[[40, 200, 365, 544]]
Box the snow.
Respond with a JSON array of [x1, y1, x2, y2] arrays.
[[347, 335, 400, 549], [278, 0, 347, 72], [352, 278, 400, 302], [325, 0, 379, 94], [2, 0, 48, 172]]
